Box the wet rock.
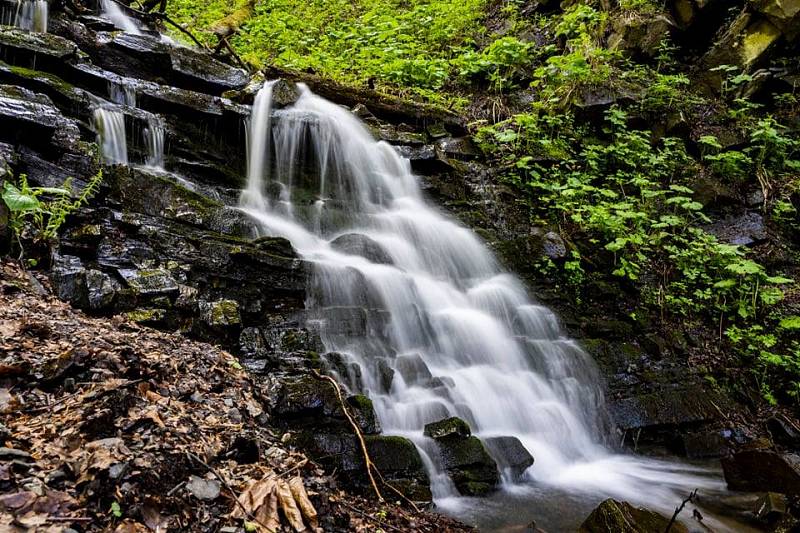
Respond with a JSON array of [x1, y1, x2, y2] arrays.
[[703, 212, 768, 246], [0, 27, 80, 65], [436, 435, 499, 496], [767, 416, 800, 448], [673, 431, 728, 459], [346, 395, 381, 435], [330, 233, 393, 264], [0, 85, 81, 151], [395, 353, 433, 386], [271, 79, 301, 107], [578, 498, 687, 533], [199, 299, 241, 327], [118, 268, 178, 297], [722, 450, 800, 493], [435, 137, 479, 160], [423, 417, 471, 439], [97, 32, 248, 94], [371, 123, 427, 145], [85, 269, 118, 310], [751, 0, 800, 39], [50, 254, 87, 307], [483, 436, 534, 480], [320, 307, 369, 337], [394, 144, 436, 162], [424, 417, 498, 496], [755, 492, 787, 523], [609, 385, 727, 434]]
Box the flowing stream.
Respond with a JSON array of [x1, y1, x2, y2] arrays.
[[238, 83, 753, 531]]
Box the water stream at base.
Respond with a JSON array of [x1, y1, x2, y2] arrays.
[[238, 83, 755, 531]]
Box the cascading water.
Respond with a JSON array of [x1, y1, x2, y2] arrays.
[[239, 83, 742, 530], [93, 107, 128, 165], [109, 80, 136, 107], [100, 0, 141, 34], [3, 0, 48, 32], [144, 116, 165, 168]]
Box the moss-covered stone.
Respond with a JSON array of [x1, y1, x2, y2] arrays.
[[125, 308, 167, 324], [200, 299, 241, 327], [424, 416, 471, 439], [578, 499, 687, 533]]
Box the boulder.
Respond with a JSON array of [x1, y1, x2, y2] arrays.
[[702, 10, 782, 73], [578, 499, 687, 533], [703, 212, 768, 246], [199, 299, 241, 327], [750, 0, 800, 39], [767, 416, 800, 448], [0, 85, 81, 152], [423, 416, 499, 496], [483, 436, 534, 480], [608, 14, 674, 58], [722, 450, 800, 493], [50, 254, 87, 307], [330, 233, 393, 264]]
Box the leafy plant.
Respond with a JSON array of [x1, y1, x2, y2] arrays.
[[2, 171, 103, 257]]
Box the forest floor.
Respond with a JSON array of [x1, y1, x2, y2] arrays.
[[0, 259, 470, 532]]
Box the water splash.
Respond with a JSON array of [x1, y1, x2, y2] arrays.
[[144, 116, 165, 168], [93, 107, 128, 165], [240, 83, 740, 530], [100, 0, 142, 34]]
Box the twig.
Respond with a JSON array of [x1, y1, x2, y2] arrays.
[[217, 36, 250, 72], [665, 488, 698, 533], [336, 500, 404, 533], [166, 480, 185, 496], [311, 370, 384, 503], [46, 517, 93, 522], [185, 451, 272, 532], [108, 0, 207, 50]]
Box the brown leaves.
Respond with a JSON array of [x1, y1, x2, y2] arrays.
[[232, 474, 320, 532]]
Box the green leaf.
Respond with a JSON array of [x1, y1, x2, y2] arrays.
[[2, 182, 40, 213], [110, 501, 122, 518], [779, 316, 800, 330]]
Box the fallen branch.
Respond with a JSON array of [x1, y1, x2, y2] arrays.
[[311, 369, 384, 503], [217, 35, 251, 72], [665, 488, 698, 533]]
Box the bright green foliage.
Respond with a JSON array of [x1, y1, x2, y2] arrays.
[[2, 171, 103, 255], [168, 0, 487, 95]]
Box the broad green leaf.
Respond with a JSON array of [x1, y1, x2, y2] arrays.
[[2, 182, 40, 213]]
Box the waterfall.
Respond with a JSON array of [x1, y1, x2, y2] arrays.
[[100, 0, 142, 34], [144, 116, 165, 168], [5, 0, 48, 32], [240, 83, 730, 528], [109, 80, 136, 107], [93, 107, 128, 165]]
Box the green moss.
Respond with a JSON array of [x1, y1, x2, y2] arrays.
[[125, 308, 166, 323], [741, 19, 781, 66], [347, 394, 373, 410]]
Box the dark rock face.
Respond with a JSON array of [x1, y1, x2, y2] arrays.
[[578, 498, 687, 533], [722, 450, 800, 493], [423, 416, 499, 496], [483, 436, 534, 480]]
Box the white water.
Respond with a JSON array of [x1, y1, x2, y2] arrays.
[[109, 80, 136, 107], [240, 83, 738, 530], [144, 116, 165, 168], [93, 107, 128, 165], [4, 0, 48, 32], [100, 0, 142, 34]]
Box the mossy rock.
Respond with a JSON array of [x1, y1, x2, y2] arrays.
[[424, 416, 471, 439], [578, 499, 687, 533]]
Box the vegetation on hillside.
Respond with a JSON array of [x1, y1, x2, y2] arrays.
[[156, 0, 800, 406]]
